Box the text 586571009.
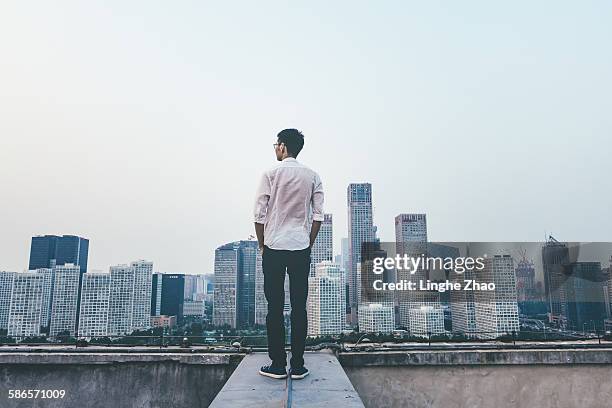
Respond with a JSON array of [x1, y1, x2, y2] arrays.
[[8, 389, 65, 399]]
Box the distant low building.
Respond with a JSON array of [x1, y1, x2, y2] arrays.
[[183, 300, 204, 317], [151, 315, 176, 329], [358, 303, 394, 334], [408, 306, 445, 338]]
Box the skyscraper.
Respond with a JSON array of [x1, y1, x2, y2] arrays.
[[563, 262, 606, 331], [450, 261, 478, 337], [55, 236, 89, 273], [515, 256, 537, 302], [542, 237, 570, 326], [238, 240, 257, 329], [395, 213, 428, 244], [184, 275, 205, 301], [307, 262, 345, 335], [28, 235, 58, 270], [213, 240, 258, 329], [36, 268, 54, 329], [474, 255, 520, 339], [29, 235, 89, 273], [107, 265, 135, 335], [341, 238, 350, 277], [347, 183, 375, 325], [78, 272, 111, 337], [49, 264, 81, 337], [255, 249, 266, 326], [340, 237, 350, 314], [214, 243, 239, 328], [151, 272, 163, 316], [106, 261, 153, 335], [7, 272, 44, 338], [310, 214, 333, 277], [130, 260, 153, 329], [160, 273, 185, 321], [0, 271, 16, 331], [394, 213, 440, 332]]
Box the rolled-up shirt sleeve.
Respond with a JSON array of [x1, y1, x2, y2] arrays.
[[254, 172, 271, 224], [311, 173, 324, 222]]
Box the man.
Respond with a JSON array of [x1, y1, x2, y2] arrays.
[[253, 128, 324, 380]]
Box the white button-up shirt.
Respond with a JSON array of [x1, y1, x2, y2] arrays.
[[254, 157, 324, 250]]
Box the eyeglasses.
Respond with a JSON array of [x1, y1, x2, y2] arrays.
[[273, 143, 284, 149]]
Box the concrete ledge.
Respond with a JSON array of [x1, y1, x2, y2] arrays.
[[210, 351, 366, 407], [338, 348, 612, 366], [209, 353, 287, 408], [292, 351, 365, 407], [0, 352, 243, 365], [0, 352, 243, 408]]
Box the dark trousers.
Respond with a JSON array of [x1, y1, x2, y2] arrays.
[[262, 245, 311, 368]]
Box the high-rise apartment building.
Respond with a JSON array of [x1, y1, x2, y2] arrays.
[[107, 261, 153, 335], [49, 264, 81, 337], [310, 214, 333, 277], [474, 255, 520, 339], [7, 272, 44, 338], [307, 262, 345, 335], [0, 271, 15, 330], [130, 260, 153, 329], [78, 272, 111, 337]]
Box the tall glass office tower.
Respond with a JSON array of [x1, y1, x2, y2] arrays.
[[347, 183, 375, 325], [213, 240, 258, 329], [29, 235, 89, 273]]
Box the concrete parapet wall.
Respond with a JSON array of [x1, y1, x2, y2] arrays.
[[3, 348, 612, 408], [339, 349, 612, 408], [0, 352, 243, 408]]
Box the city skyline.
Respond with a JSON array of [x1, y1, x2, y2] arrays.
[[3, 222, 612, 338]]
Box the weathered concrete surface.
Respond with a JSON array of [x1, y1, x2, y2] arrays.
[[210, 351, 365, 407], [4, 348, 612, 407], [0, 352, 236, 365], [0, 352, 243, 408], [292, 351, 365, 408], [209, 353, 287, 407], [343, 365, 612, 408], [339, 349, 612, 408], [338, 347, 612, 366]]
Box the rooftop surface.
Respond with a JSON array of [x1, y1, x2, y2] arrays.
[[210, 351, 364, 408]]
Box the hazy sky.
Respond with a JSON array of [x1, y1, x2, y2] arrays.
[[1, 1, 611, 275]]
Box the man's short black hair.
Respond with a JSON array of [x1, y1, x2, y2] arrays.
[[277, 129, 305, 157]]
